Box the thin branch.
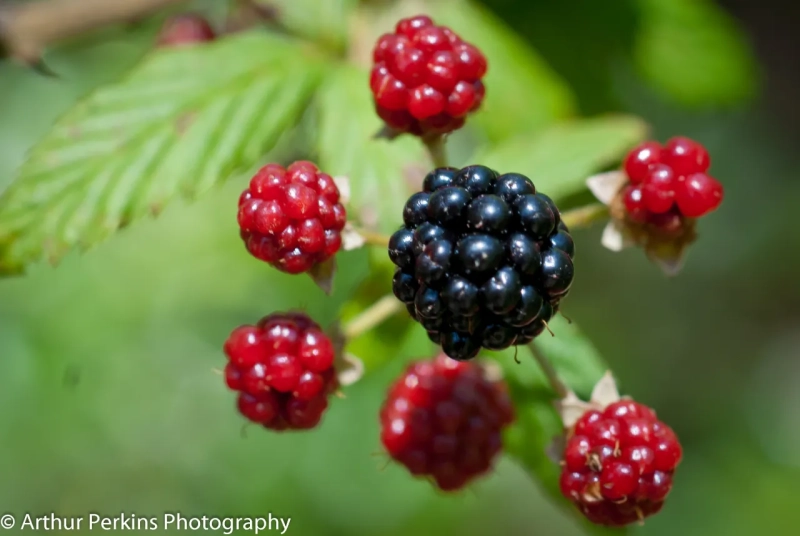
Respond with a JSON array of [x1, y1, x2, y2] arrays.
[[341, 294, 404, 340], [355, 228, 391, 248], [560, 203, 609, 230], [424, 135, 449, 168], [0, 0, 187, 65], [527, 342, 569, 399]]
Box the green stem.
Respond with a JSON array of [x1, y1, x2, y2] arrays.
[[424, 135, 449, 168], [560, 204, 609, 230], [527, 342, 569, 398], [342, 294, 403, 340], [355, 228, 391, 248]]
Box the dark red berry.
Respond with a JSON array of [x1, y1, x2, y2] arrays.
[[237, 199, 261, 232], [266, 353, 303, 392], [285, 395, 328, 429], [371, 15, 487, 137], [446, 81, 477, 117], [604, 399, 656, 420], [472, 80, 485, 110], [621, 445, 655, 476], [250, 164, 288, 198], [254, 200, 288, 235], [224, 326, 265, 369], [454, 43, 487, 80], [564, 435, 591, 472], [297, 218, 325, 254], [278, 249, 314, 274], [559, 399, 682, 526], [414, 26, 452, 54], [237, 392, 280, 424], [380, 354, 514, 490], [224, 363, 242, 390], [623, 142, 662, 183], [621, 185, 646, 223], [298, 328, 335, 372], [641, 471, 673, 502], [652, 432, 683, 472], [391, 48, 427, 86], [261, 315, 300, 353], [426, 51, 458, 92], [600, 462, 638, 500], [663, 136, 710, 177], [223, 312, 339, 431], [375, 74, 408, 110], [674, 173, 723, 218], [294, 371, 325, 401], [237, 162, 346, 274], [574, 410, 602, 436], [408, 85, 446, 119], [241, 362, 269, 395], [156, 14, 215, 47], [395, 15, 433, 38], [282, 184, 319, 219], [560, 471, 586, 500], [641, 164, 676, 214]]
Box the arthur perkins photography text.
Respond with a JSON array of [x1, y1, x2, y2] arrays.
[[4, 512, 291, 534]]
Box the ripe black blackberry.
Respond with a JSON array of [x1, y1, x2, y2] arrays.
[[389, 166, 575, 361]]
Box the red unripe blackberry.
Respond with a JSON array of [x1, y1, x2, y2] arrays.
[[238, 161, 347, 274], [156, 14, 216, 47], [379, 353, 515, 491], [619, 137, 722, 226], [370, 15, 487, 137], [223, 312, 338, 431], [559, 399, 682, 526]]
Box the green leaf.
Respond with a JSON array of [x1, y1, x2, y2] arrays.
[[0, 17, 163, 194], [471, 115, 649, 203], [256, 0, 357, 54], [0, 32, 324, 276], [492, 316, 620, 535], [317, 64, 428, 235], [633, 0, 758, 107], [427, 0, 576, 141]]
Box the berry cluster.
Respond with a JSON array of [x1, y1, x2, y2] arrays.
[[389, 166, 575, 361], [238, 161, 347, 274], [380, 353, 515, 491], [223, 312, 338, 431], [559, 400, 682, 526], [211, 11, 692, 526], [157, 13, 216, 47], [621, 137, 723, 230], [370, 15, 487, 137]]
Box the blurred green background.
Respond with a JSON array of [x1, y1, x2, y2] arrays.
[[1, 0, 799, 534]]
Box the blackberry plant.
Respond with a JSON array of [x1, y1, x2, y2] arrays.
[[0, 0, 746, 532]]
